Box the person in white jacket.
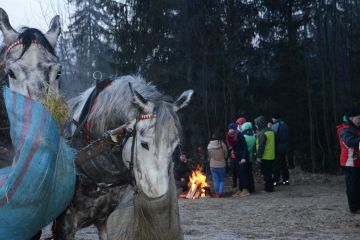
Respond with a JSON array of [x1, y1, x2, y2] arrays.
[[208, 133, 228, 198]]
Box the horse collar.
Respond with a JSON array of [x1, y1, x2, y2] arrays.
[[6, 39, 39, 57]]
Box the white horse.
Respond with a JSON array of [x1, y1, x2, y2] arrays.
[[0, 8, 61, 99], [0, 8, 63, 240], [53, 76, 193, 240]]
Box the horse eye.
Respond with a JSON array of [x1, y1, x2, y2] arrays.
[[56, 70, 61, 80], [141, 142, 149, 150], [7, 69, 16, 79]]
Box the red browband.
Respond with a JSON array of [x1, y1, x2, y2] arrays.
[[6, 39, 38, 56], [137, 114, 156, 120]]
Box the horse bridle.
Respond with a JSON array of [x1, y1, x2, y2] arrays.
[[128, 114, 156, 193], [73, 112, 157, 194], [0, 39, 39, 68]]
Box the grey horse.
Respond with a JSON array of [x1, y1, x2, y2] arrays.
[[53, 75, 193, 240]]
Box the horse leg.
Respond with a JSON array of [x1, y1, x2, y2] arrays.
[[52, 208, 78, 240], [95, 222, 108, 240]]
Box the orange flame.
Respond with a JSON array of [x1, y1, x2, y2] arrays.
[[188, 167, 208, 198]]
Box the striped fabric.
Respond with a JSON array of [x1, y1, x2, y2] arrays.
[[0, 87, 76, 239]]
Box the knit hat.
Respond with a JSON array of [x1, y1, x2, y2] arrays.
[[241, 122, 253, 131], [228, 123, 237, 130], [236, 117, 247, 125]]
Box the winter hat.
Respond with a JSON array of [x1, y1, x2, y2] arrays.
[[241, 122, 253, 131], [228, 123, 237, 130], [236, 117, 247, 125], [254, 115, 267, 129]]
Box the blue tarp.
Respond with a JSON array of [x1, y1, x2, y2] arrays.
[[0, 87, 76, 239]]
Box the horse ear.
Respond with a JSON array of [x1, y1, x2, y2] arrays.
[[128, 82, 154, 113], [173, 89, 194, 112], [45, 15, 61, 48], [0, 8, 18, 45]]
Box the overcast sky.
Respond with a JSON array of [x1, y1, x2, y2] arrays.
[[0, 0, 70, 42]]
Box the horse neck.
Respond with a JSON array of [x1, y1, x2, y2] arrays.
[[132, 170, 183, 240]]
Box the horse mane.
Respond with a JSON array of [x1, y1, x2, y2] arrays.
[[17, 28, 56, 58], [69, 75, 182, 147]]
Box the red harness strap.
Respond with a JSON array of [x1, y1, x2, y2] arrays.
[[6, 39, 38, 57], [0, 40, 39, 68], [137, 114, 156, 121]]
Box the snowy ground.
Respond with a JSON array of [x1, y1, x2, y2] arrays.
[[41, 168, 360, 240]]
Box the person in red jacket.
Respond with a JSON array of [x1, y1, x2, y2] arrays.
[[336, 107, 360, 214]]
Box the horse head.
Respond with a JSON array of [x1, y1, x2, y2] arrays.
[[123, 83, 193, 199], [0, 8, 61, 100]]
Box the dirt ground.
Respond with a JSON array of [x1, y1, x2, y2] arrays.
[[41, 167, 360, 240]]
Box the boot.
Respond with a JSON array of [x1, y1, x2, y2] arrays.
[[215, 192, 222, 198], [239, 189, 250, 197], [232, 190, 242, 197]]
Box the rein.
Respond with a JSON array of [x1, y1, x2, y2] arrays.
[[129, 118, 138, 191], [74, 111, 156, 194], [128, 114, 156, 193]]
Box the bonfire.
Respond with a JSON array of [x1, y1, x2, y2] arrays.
[[185, 167, 209, 199]]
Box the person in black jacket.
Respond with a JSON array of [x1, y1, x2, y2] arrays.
[[174, 153, 192, 192], [271, 113, 290, 186]]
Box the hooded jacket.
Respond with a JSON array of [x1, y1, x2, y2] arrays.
[[254, 116, 275, 160], [272, 119, 289, 154], [241, 122, 256, 162], [336, 118, 360, 167], [207, 140, 228, 168]]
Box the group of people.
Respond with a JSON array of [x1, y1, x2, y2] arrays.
[[173, 107, 360, 215], [207, 114, 289, 198]]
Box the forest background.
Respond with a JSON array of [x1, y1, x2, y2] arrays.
[[1, 0, 360, 173]]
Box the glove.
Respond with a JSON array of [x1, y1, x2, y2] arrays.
[[240, 159, 246, 164]]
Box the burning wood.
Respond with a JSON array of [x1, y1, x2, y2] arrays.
[[186, 167, 208, 199]]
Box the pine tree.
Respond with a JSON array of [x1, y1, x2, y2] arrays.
[[67, 0, 112, 91]]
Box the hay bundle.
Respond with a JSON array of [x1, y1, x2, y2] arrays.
[[40, 91, 69, 128]]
